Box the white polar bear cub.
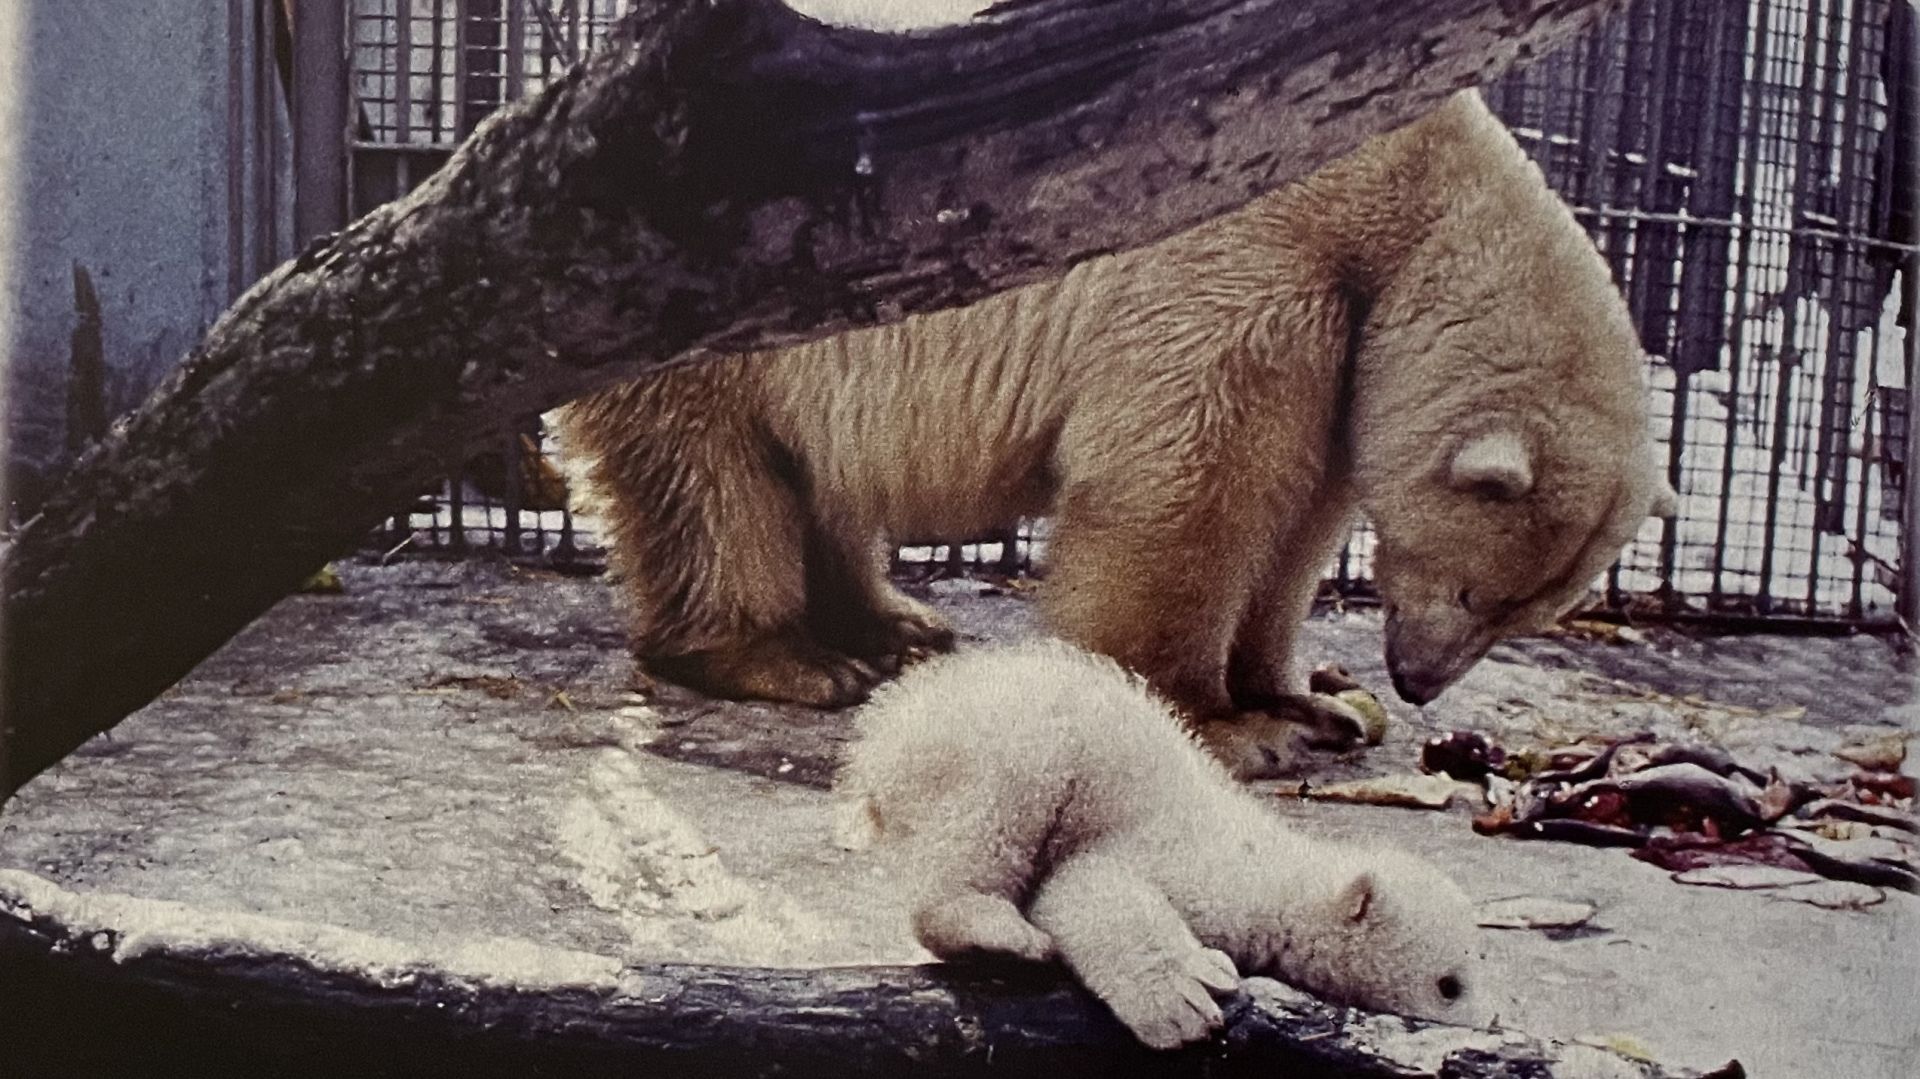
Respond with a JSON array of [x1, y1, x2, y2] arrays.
[[838, 640, 1486, 1049]]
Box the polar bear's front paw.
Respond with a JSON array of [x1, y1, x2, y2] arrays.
[[869, 612, 957, 666], [1100, 947, 1240, 1050], [1200, 694, 1371, 780], [648, 633, 883, 709], [822, 601, 957, 672]]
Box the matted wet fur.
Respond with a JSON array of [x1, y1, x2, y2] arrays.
[[836, 640, 1487, 1049], [556, 91, 1675, 777]]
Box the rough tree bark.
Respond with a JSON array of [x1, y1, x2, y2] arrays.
[[0, 875, 1744, 1078], [0, 0, 1626, 799]]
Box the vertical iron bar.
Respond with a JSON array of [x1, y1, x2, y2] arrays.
[[1852, 365, 1879, 617], [1805, 0, 1877, 614], [503, 431, 524, 554], [428, 0, 445, 141], [293, 0, 349, 246], [1710, 0, 1776, 605], [226, 0, 248, 302], [1905, 309, 1920, 624], [448, 473, 466, 553], [1661, 0, 1740, 597], [395, 0, 413, 143], [1803, 0, 1846, 611], [507, 0, 525, 99], [1756, 0, 1835, 612], [454, 0, 470, 136], [462, 0, 504, 136]]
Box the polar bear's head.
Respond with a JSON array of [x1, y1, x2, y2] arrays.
[[1346, 104, 1678, 705], [1362, 419, 1676, 704], [1271, 847, 1488, 1024]]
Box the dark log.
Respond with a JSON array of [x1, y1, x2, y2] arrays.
[[0, 0, 1627, 800], [0, 873, 1741, 1078]]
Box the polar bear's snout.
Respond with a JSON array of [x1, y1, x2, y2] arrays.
[[1383, 607, 1493, 705]]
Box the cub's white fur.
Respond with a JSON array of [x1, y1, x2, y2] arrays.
[[838, 640, 1486, 1049]]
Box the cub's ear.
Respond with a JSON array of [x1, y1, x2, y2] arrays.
[[1338, 871, 1378, 923], [1649, 476, 1680, 519], [1448, 430, 1534, 500]]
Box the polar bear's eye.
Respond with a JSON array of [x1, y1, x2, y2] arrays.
[[1436, 974, 1463, 1001], [1456, 589, 1473, 612]]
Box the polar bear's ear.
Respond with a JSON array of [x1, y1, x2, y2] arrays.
[[1448, 430, 1534, 501], [1338, 871, 1379, 923], [1649, 476, 1680, 519]]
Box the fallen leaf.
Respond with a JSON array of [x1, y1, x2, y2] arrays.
[[1768, 880, 1886, 910], [1671, 864, 1825, 890], [296, 565, 344, 594], [1575, 1033, 1659, 1063], [1802, 819, 1879, 842], [1555, 619, 1641, 645], [1833, 735, 1907, 772], [1476, 896, 1598, 930], [1333, 688, 1390, 745], [1778, 829, 1916, 865], [1298, 774, 1479, 811]]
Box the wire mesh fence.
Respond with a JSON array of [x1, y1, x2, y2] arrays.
[[344, 0, 1917, 626]]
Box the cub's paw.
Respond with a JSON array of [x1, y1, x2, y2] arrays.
[[1198, 694, 1370, 780], [1100, 947, 1240, 1050], [649, 634, 883, 709], [913, 894, 1056, 963]]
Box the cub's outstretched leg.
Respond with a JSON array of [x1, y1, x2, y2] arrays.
[[556, 366, 882, 707], [892, 779, 1057, 962], [1027, 852, 1240, 1051]]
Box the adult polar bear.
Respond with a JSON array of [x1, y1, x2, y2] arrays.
[[556, 91, 1677, 776]]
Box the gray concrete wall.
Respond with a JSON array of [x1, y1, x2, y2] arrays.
[[0, 0, 266, 501]]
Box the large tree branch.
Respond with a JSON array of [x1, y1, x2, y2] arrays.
[[0, 870, 1743, 1078], [0, 0, 1624, 799]]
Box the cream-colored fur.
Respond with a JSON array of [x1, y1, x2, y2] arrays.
[[556, 90, 1672, 774], [837, 640, 1486, 1049]]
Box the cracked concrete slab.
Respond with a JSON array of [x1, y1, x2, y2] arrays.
[[1, 560, 1913, 1077]]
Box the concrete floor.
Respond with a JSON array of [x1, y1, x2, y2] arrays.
[[1, 560, 1913, 1077]]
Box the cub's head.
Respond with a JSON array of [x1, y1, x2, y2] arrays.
[[1347, 131, 1676, 704], [1274, 848, 1486, 1024]]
